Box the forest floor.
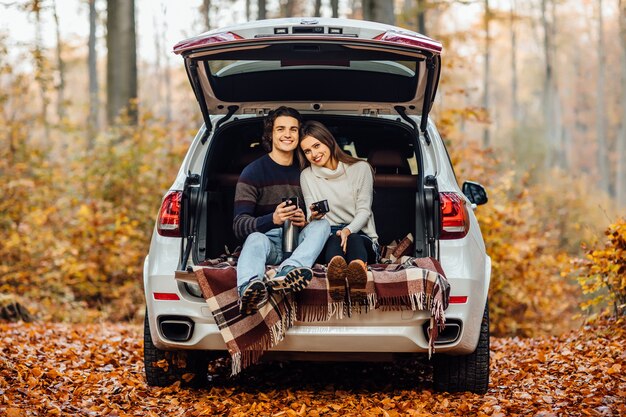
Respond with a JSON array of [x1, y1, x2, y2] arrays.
[[0, 319, 624, 417]]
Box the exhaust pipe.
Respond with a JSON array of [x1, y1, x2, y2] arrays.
[[423, 320, 461, 345], [158, 316, 194, 342]]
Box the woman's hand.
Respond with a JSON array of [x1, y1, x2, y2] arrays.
[[308, 205, 326, 221], [336, 228, 351, 253], [273, 201, 298, 225]]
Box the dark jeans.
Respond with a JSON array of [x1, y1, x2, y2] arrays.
[[323, 233, 378, 264]]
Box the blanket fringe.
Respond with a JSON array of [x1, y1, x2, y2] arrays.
[[231, 351, 242, 375], [328, 301, 345, 320], [367, 292, 377, 310], [297, 305, 329, 322], [229, 299, 296, 376]]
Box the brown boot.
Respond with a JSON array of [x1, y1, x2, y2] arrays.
[[346, 259, 368, 309], [326, 256, 347, 303]]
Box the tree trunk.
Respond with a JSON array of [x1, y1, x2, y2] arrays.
[[541, 0, 563, 168], [200, 0, 211, 32], [362, 0, 395, 25], [153, 13, 162, 113], [482, 0, 491, 148], [162, 9, 172, 124], [618, 0, 626, 207], [106, 0, 137, 126], [258, 0, 266, 19], [52, 0, 65, 121], [596, 0, 609, 194], [245, 0, 251, 20], [417, 0, 426, 35], [510, 0, 518, 124], [88, 0, 99, 149], [551, 0, 565, 168], [331, 0, 338, 17], [34, 4, 50, 141], [314, 0, 322, 16], [282, 0, 295, 17]]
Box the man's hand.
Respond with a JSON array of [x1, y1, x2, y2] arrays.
[[337, 228, 351, 253], [273, 201, 299, 226], [290, 208, 307, 227]]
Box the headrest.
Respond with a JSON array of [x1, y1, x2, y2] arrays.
[[368, 148, 411, 175]]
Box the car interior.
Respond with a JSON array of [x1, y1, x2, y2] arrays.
[[193, 115, 421, 263]]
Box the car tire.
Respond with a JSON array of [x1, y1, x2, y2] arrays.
[[143, 311, 210, 388], [432, 302, 490, 394]]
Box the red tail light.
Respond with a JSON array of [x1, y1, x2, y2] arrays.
[[173, 31, 244, 54], [153, 292, 180, 301], [157, 191, 182, 237], [440, 192, 470, 239], [373, 31, 443, 53]]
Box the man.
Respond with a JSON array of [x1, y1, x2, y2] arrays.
[[233, 106, 330, 315]]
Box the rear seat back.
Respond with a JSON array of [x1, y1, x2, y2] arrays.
[[368, 148, 417, 246], [203, 145, 417, 256], [203, 146, 265, 257]]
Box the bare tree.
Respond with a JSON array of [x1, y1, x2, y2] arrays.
[[417, 0, 426, 34], [362, 0, 395, 24], [52, 0, 65, 121], [200, 0, 211, 31], [314, 0, 321, 16], [32, 2, 50, 141], [88, 0, 99, 148], [331, 0, 338, 17], [153, 13, 162, 110], [596, 0, 609, 194], [617, 0, 626, 207], [540, 0, 564, 168], [162, 6, 172, 124], [258, 0, 266, 19], [246, 0, 251, 20], [282, 0, 295, 17], [510, 0, 518, 124], [106, 0, 137, 125], [482, 0, 491, 148]]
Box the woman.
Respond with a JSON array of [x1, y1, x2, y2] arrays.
[[298, 120, 378, 304]]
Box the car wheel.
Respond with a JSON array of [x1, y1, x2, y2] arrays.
[[143, 311, 210, 388], [432, 302, 490, 394]]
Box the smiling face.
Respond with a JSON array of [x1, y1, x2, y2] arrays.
[[271, 116, 300, 155], [300, 135, 335, 169]]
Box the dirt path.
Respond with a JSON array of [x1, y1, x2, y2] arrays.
[[0, 321, 624, 416]]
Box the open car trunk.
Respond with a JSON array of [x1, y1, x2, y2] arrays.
[[184, 115, 438, 266]]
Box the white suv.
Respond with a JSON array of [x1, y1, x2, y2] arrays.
[[143, 17, 491, 393]]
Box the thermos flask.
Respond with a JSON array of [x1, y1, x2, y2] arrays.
[[282, 219, 300, 258]]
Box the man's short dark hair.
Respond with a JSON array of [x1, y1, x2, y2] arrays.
[[261, 106, 302, 152]]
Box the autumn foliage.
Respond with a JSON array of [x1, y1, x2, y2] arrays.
[[0, 61, 189, 322], [576, 218, 626, 318], [446, 136, 618, 337]]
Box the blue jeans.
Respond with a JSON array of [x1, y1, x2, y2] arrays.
[[236, 219, 331, 290]]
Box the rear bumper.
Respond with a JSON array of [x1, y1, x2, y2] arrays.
[[145, 272, 486, 357]]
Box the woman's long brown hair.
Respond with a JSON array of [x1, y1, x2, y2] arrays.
[[297, 120, 363, 171]]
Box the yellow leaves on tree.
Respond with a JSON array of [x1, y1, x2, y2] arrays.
[[448, 140, 613, 337], [0, 88, 188, 321], [576, 218, 626, 317]]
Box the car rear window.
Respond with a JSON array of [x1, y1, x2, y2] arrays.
[[208, 60, 417, 78]]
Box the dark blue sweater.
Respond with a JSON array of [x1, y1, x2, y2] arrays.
[[233, 154, 303, 241]]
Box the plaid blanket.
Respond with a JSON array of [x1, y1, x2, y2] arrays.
[[193, 261, 296, 374], [194, 257, 449, 375]]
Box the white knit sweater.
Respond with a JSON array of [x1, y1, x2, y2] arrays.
[[300, 160, 378, 242]]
